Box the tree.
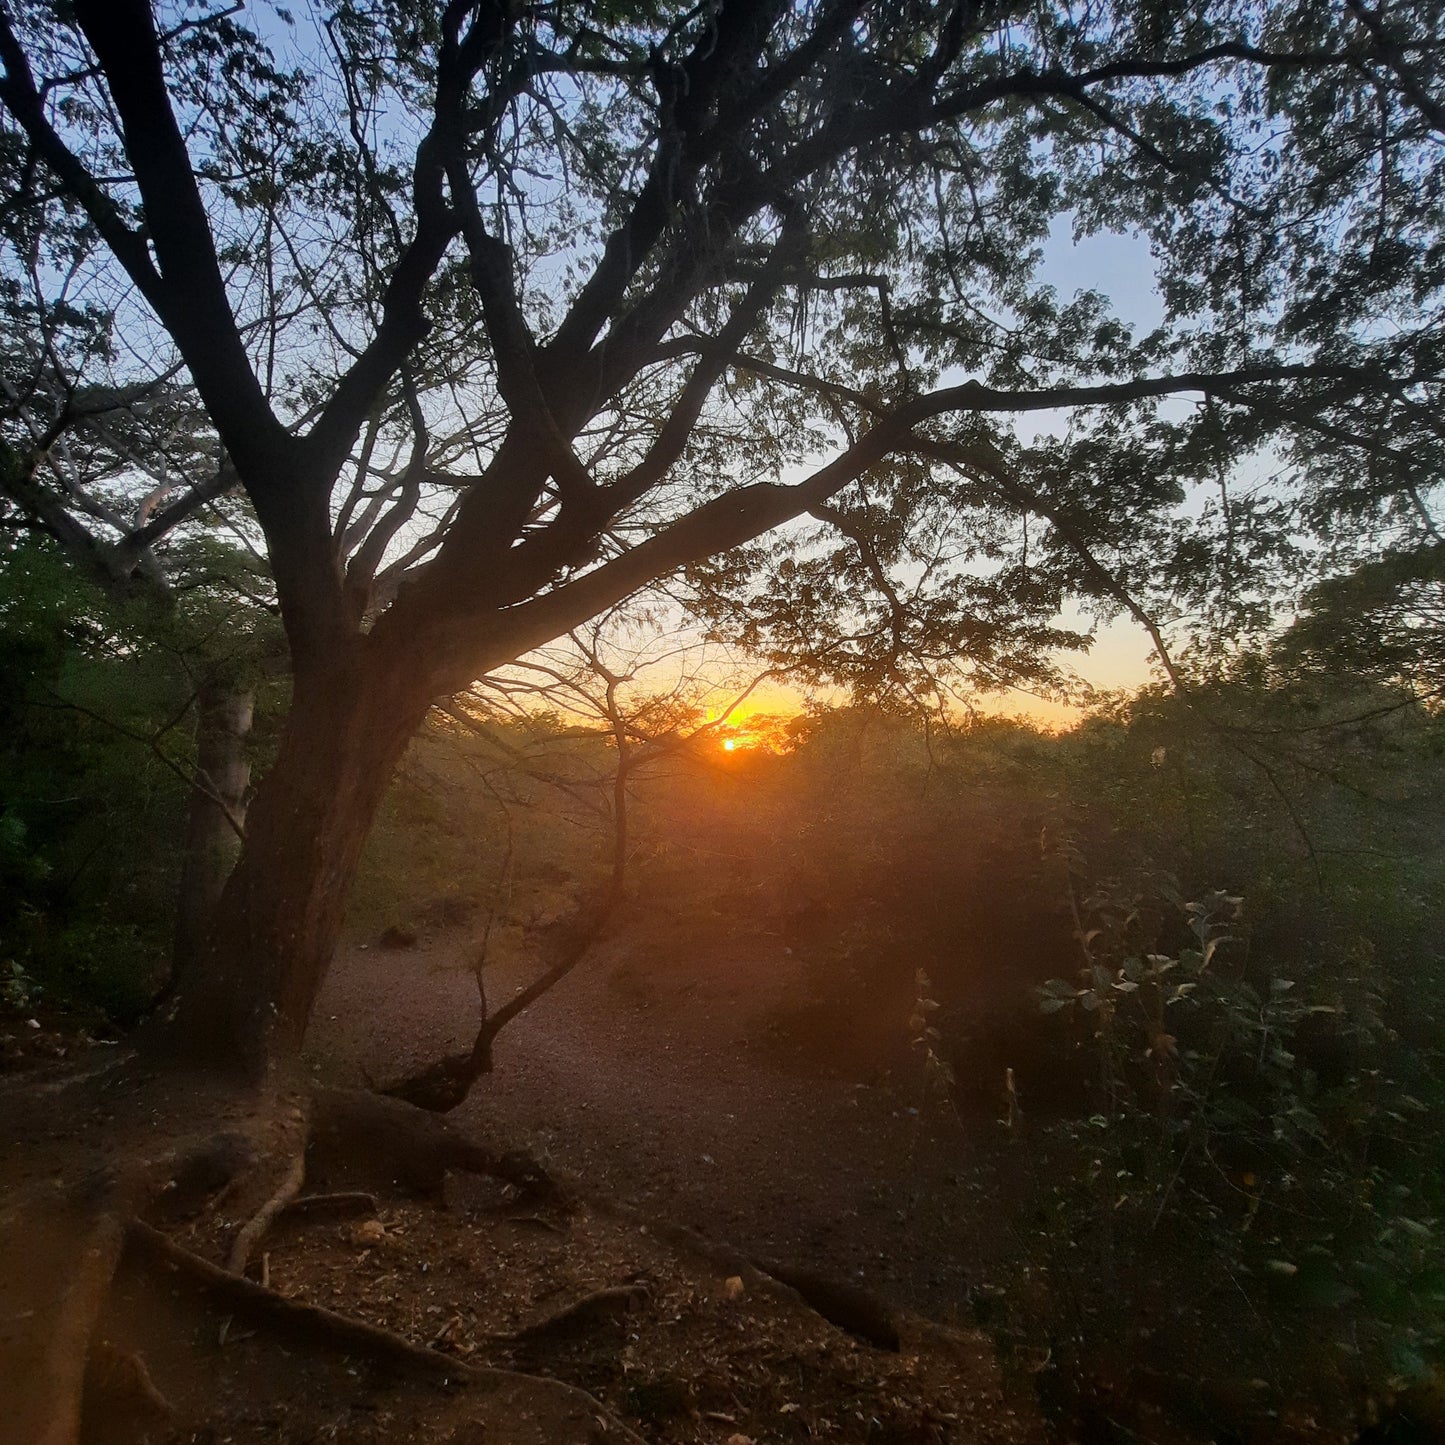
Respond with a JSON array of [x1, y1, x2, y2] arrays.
[[1277, 541, 1445, 701], [0, 0, 1440, 1069], [0, 334, 275, 984]]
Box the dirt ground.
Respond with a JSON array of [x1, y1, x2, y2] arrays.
[[0, 900, 1054, 1445], [96, 1169, 1039, 1445], [0, 993, 1044, 1445], [309, 908, 1005, 1323], [307, 899, 1389, 1445], [0, 895, 1389, 1443]]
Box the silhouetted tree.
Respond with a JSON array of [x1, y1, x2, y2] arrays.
[[0, 0, 1440, 1067]]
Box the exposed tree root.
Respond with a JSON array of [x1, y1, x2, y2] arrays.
[[385, 890, 620, 1113], [381, 1047, 486, 1113], [0, 1063, 588, 1445], [503, 1284, 651, 1349], [0, 1067, 308, 1445], [754, 1257, 901, 1351], [307, 1085, 561, 1200], [583, 1205, 904, 1351], [128, 1219, 479, 1383], [279, 1189, 377, 1220], [124, 1219, 648, 1441], [226, 1148, 305, 1275]]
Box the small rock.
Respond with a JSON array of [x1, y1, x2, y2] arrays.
[[725, 1436, 755, 1445], [723, 1275, 745, 1301], [352, 1218, 387, 1246]]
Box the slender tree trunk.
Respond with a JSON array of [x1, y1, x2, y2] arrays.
[[148, 651, 433, 1072], [170, 681, 253, 982]]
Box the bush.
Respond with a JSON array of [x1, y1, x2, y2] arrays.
[[1033, 874, 1445, 1396]]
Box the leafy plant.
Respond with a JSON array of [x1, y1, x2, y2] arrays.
[[1034, 869, 1445, 1390]]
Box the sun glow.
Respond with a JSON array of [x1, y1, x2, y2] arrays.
[[714, 715, 793, 755], [702, 687, 803, 757]]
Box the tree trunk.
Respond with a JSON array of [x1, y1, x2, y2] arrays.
[[170, 681, 253, 983], [148, 652, 432, 1072]]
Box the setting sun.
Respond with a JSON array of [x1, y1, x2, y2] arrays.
[[704, 698, 798, 757]]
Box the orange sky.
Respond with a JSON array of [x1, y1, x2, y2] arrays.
[[704, 610, 1157, 736]]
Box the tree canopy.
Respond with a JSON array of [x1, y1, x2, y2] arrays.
[[0, 0, 1441, 1056]]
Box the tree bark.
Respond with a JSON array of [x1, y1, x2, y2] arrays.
[[170, 681, 253, 983], [148, 648, 432, 1071]]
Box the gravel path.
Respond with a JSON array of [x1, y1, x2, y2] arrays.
[[309, 917, 1012, 1319]]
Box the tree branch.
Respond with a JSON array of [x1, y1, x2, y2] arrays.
[[69, 0, 287, 469]]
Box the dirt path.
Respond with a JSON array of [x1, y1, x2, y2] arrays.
[[308, 910, 1385, 1445], [310, 915, 1015, 1323]]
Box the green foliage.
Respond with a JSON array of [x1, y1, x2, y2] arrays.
[[674, 686, 1445, 1411], [0, 542, 190, 1016], [1279, 542, 1445, 698], [1032, 864, 1445, 1392]]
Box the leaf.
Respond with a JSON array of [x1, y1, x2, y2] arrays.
[[1390, 1342, 1433, 1383], [1037, 978, 1079, 999]]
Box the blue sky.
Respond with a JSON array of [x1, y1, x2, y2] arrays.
[[1019, 219, 1170, 714]]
